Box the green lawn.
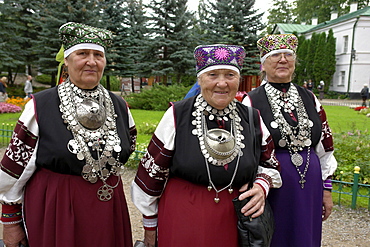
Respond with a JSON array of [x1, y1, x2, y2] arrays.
[[1, 105, 368, 146], [323, 105, 369, 133], [1, 105, 369, 208], [130, 109, 165, 145]]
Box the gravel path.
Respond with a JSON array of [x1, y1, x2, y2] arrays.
[[123, 168, 370, 246], [0, 151, 369, 246]]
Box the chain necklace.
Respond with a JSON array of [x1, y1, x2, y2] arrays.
[[265, 83, 313, 188], [191, 94, 244, 202], [58, 79, 125, 201]]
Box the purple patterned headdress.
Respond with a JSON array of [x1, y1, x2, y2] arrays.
[[257, 34, 298, 63], [194, 44, 246, 77]]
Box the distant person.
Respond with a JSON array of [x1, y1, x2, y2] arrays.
[[0, 76, 8, 102], [361, 84, 369, 107], [307, 79, 313, 91], [303, 80, 307, 89], [24, 75, 33, 98], [317, 80, 325, 100]]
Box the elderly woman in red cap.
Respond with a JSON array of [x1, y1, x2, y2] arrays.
[[0, 22, 136, 247], [243, 34, 337, 247], [131, 44, 282, 247]]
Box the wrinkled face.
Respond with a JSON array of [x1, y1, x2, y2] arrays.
[[198, 69, 240, 110], [262, 52, 296, 83], [64, 49, 106, 89]]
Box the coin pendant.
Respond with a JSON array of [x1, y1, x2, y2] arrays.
[[278, 139, 286, 147], [291, 153, 303, 166], [304, 139, 312, 146], [77, 152, 85, 161], [270, 121, 278, 129]]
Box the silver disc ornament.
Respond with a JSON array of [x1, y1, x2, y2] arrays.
[[291, 153, 303, 167]]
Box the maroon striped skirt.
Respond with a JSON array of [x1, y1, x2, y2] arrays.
[[23, 168, 133, 247]]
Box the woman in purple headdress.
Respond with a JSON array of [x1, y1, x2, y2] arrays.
[[131, 44, 282, 247], [243, 34, 337, 247]]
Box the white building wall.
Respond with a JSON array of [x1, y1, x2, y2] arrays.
[[304, 17, 370, 97]]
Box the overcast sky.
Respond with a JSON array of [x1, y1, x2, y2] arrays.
[[187, 0, 295, 23]]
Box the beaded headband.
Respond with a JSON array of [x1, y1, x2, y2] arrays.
[[257, 34, 298, 63], [59, 22, 113, 57], [194, 44, 246, 77]]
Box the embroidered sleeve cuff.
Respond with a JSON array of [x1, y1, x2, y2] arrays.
[[254, 177, 270, 197], [1, 204, 22, 224], [143, 215, 158, 231], [323, 178, 333, 190]]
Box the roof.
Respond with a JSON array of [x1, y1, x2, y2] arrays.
[[273, 24, 316, 34], [274, 6, 370, 34], [307, 6, 370, 33]]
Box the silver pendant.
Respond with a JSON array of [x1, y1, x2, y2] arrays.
[[75, 98, 106, 130], [278, 139, 286, 147], [291, 153, 303, 166], [304, 139, 312, 146], [97, 184, 114, 201], [299, 177, 306, 189], [214, 197, 220, 203], [67, 139, 79, 154], [77, 152, 85, 161], [270, 121, 278, 129]]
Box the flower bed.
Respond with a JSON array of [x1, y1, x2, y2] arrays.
[[0, 102, 22, 113]]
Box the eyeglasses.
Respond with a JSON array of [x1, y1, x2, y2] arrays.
[[268, 52, 296, 62]]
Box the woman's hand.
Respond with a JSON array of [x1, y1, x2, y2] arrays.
[[322, 190, 333, 221], [144, 229, 157, 247], [238, 183, 266, 218], [3, 223, 28, 247]]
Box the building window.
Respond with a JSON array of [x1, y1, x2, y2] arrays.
[[339, 71, 345, 86], [343, 36, 348, 53]]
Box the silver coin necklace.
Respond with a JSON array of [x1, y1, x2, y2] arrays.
[[265, 83, 313, 189], [59, 79, 124, 201], [191, 95, 245, 202]]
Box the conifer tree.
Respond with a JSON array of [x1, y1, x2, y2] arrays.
[[0, 0, 40, 84], [293, 34, 308, 85], [34, 0, 102, 85], [313, 32, 327, 85], [198, 0, 264, 74], [267, 0, 294, 34], [323, 29, 336, 89], [305, 32, 319, 84], [145, 0, 195, 84]]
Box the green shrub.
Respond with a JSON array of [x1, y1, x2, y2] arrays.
[[125, 84, 191, 111], [35, 74, 52, 84], [325, 91, 348, 99], [333, 132, 370, 184], [137, 122, 158, 135], [6, 85, 45, 97], [100, 75, 121, 91]]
